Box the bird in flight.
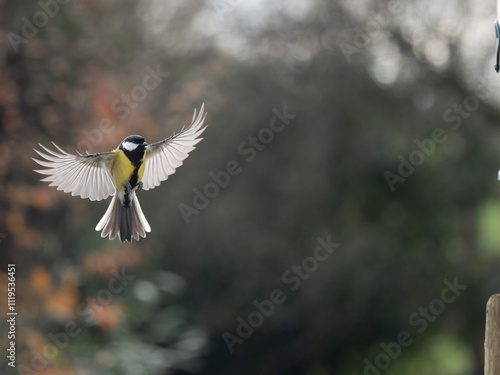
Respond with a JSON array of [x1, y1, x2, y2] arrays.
[[33, 104, 207, 242]]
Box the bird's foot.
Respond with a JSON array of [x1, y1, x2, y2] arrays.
[[124, 181, 132, 194], [136, 181, 143, 196]]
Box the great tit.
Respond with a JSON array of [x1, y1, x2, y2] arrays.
[[33, 104, 207, 242]]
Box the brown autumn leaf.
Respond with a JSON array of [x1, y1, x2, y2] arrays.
[[29, 187, 53, 211], [5, 209, 41, 248], [87, 300, 124, 331], [6, 185, 53, 211], [30, 266, 52, 296], [83, 246, 142, 278], [44, 269, 80, 320]]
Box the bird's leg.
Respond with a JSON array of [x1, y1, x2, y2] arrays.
[[136, 181, 143, 195], [124, 181, 132, 194]]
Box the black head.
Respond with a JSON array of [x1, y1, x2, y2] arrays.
[[119, 135, 148, 163]]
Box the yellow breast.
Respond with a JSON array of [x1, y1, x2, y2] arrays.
[[110, 149, 146, 190]]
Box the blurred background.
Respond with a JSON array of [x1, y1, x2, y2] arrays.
[[1, 0, 500, 374]]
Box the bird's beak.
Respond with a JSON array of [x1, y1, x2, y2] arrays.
[[142, 142, 148, 147]]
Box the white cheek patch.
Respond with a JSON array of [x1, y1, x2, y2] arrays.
[[122, 141, 139, 151]]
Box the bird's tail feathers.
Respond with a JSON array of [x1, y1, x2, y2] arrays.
[[96, 192, 151, 242]]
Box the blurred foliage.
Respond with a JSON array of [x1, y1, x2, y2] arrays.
[[1, 0, 500, 374]]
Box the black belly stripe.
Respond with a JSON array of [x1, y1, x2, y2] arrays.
[[123, 160, 142, 208], [129, 167, 140, 189], [128, 159, 143, 189]]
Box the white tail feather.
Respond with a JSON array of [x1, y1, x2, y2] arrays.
[[96, 192, 151, 242]]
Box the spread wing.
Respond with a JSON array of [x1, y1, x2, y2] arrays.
[[142, 103, 207, 191], [33, 143, 116, 201]]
